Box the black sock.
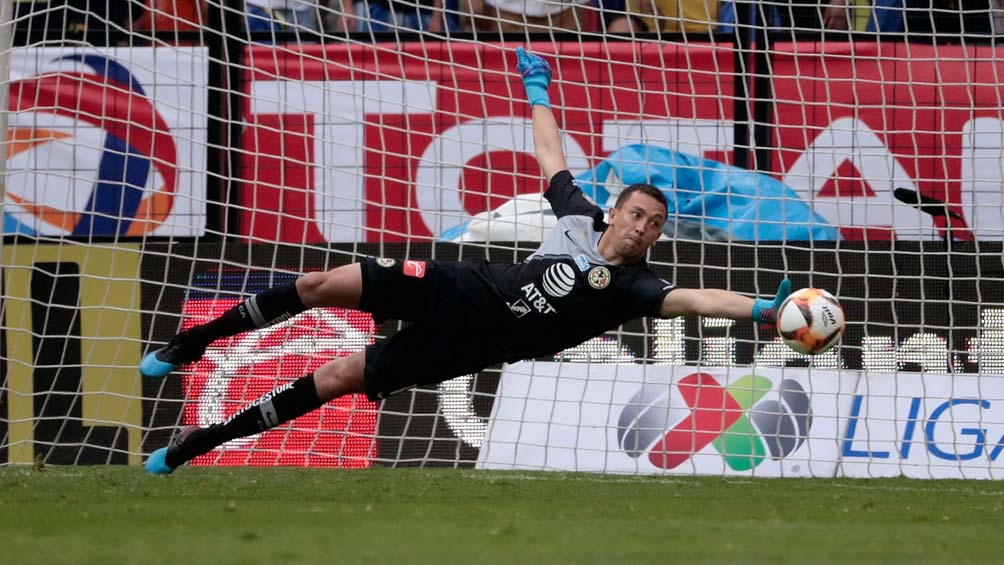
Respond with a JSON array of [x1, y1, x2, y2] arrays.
[[165, 374, 325, 468], [183, 281, 308, 349]]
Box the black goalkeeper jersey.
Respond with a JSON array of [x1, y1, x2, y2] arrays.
[[358, 170, 677, 398], [475, 170, 674, 359]]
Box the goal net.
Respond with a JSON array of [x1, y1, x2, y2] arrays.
[[3, 0, 1004, 478]]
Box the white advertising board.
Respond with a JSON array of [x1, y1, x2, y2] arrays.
[[478, 362, 861, 477], [839, 373, 1004, 479]]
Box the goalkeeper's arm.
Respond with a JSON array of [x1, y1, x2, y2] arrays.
[[659, 279, 791, 324], [516, 48, 567, 183]]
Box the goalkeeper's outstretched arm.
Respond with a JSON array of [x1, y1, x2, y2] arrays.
[[516, 48, 566, 183], [660, 288, 755, 319], [659, 279, 792, 325]]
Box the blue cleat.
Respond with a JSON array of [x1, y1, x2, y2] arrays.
[[144, 426, 202, 475], [144, 447, 175, 475], [139, 350, 179, 379], [140, 331, 207, 379]]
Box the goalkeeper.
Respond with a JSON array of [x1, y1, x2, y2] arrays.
[[143, 48, 791, 475]]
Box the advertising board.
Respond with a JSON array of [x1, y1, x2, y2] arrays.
[[241, 42, 1003, 242], [478, 362, 859, 477], [5, 48, 208, 237]]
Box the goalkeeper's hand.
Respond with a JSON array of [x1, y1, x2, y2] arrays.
[[752, 278, 792, 325], [516, 47, 552, 109]]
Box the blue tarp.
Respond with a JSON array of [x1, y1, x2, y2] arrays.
[[574, 145, 839, 241]]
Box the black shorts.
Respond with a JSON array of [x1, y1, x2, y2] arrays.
[[358, 257, 514, 400]]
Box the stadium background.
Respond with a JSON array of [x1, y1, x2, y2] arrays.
[[4, 4, 1004, 477], [5, 239, 1004, 468]]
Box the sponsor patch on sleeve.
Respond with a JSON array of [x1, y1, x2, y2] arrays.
[[403, 260, 426, 278]]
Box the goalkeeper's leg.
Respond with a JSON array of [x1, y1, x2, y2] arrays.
[[141, 264, 364, 378], [145, 351, 365, 474]]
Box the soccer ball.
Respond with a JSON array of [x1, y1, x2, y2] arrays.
[[776, 288, 845, 355]]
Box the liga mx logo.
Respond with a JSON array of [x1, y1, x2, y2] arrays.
[[617, 373, 812, 471], [5, 54, 178, 236]]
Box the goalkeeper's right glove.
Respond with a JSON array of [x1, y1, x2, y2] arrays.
[[752, 278, 792, 325], [516, 47, 552, 109]]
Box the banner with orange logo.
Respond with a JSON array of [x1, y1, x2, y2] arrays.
[[4, 48, 208, 237]]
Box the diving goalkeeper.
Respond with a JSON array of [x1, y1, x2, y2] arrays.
[[143, 48, 791, 474]]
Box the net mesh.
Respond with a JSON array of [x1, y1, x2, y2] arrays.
[[3, 0, 1004, 477]]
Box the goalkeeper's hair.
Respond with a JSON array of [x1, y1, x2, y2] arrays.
[[615, 183, 669, 215]]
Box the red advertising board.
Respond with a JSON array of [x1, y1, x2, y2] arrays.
[[240, 42, 733, 242], [240, 41, 1004, 242], [179, 299, 378, 467], [771, 42, 1004, 240]]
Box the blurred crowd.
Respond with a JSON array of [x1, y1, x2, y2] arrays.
[[11, 0, 1004, 38]]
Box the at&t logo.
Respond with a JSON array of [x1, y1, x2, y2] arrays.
[[617, 373, 812, 470]]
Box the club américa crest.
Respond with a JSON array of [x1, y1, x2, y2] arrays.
[[587, 266, 611, 289]]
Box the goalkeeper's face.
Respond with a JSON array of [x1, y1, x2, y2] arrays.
[[607, 192, 666, 263]]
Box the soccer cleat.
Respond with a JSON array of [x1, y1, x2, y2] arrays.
[[144, 426, 202, 475], [140, 331, 206, 379], [144, 447, 173, 475]]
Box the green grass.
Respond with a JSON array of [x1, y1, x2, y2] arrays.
[[2, 466, 1003, 564]]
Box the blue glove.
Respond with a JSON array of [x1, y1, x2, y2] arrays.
[[752, 279, 792, 324], [516, 47, 552, 109]]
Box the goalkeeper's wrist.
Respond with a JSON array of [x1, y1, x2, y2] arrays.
[[524, 84, 551, 108], [751, 299, 776, 324]]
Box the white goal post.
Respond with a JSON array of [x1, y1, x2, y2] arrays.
[[2, 0, 1004, 478]]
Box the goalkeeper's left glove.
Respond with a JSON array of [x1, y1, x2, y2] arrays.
[[752, 278, 792, 324], [516, 47, 552, 109]]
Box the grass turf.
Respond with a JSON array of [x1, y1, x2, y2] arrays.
[[2, 466, 1003, 564]]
